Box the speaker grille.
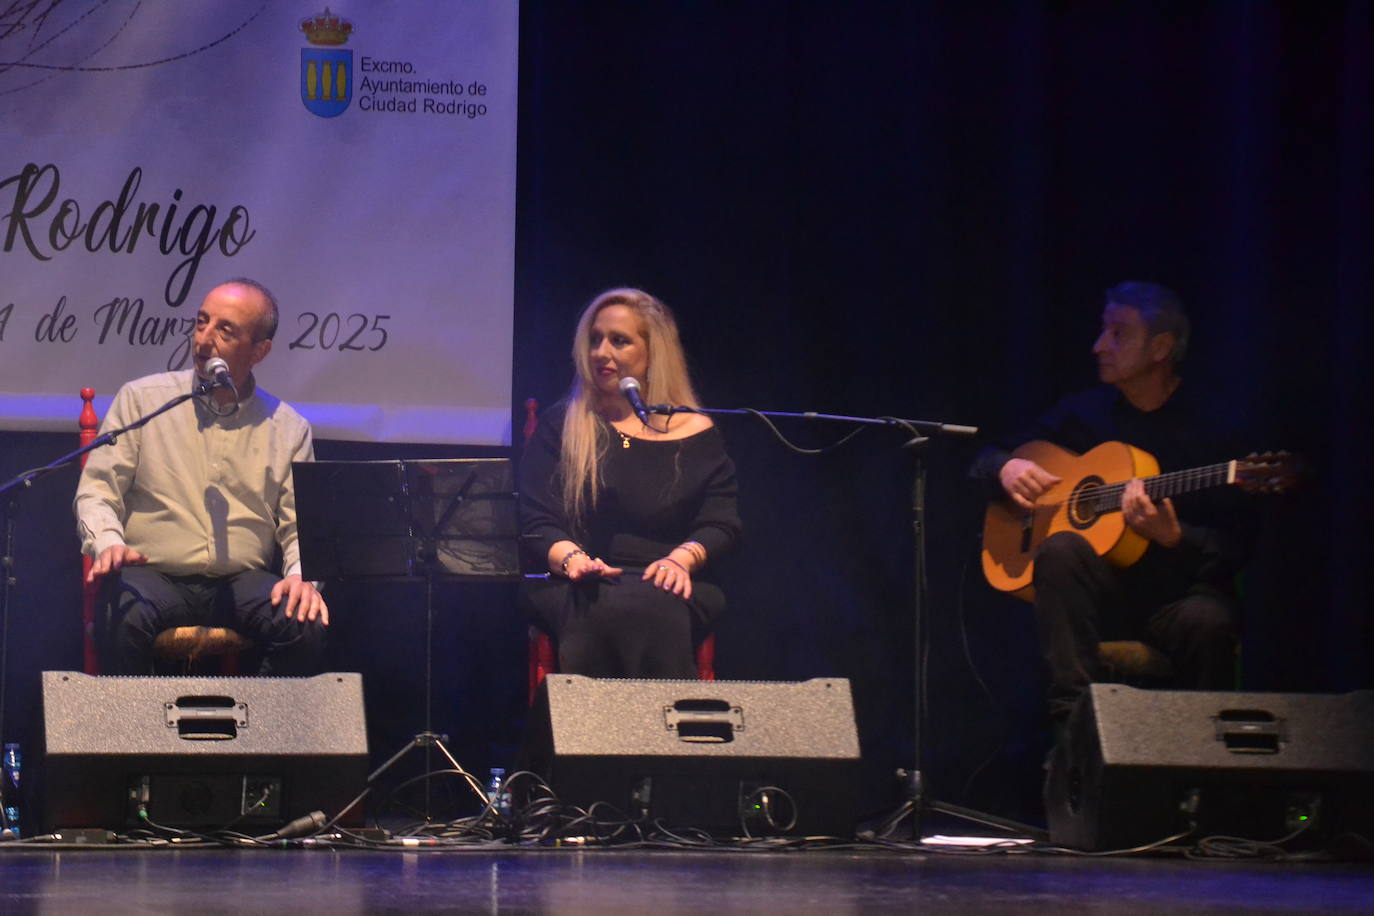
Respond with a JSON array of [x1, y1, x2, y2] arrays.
[[42, 671, 368, 831], [523, 676, 861, 837], [1046, 684, 1374, 850]]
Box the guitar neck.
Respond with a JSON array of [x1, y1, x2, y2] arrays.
[[1097, 461, 1235, 512]]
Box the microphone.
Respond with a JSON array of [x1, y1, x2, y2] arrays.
[[204, 357, 234, 391], [197, 356, 238, 405], [618, 376, 651, 424]]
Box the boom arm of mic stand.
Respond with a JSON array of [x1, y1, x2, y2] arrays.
[[659, 405, 979, 438], [0, 391, 202, 498]]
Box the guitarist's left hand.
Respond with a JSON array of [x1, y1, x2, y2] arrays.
[[1122, 479, 1182, 548]]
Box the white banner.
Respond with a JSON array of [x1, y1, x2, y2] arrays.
[[0, 1, 517, 445]]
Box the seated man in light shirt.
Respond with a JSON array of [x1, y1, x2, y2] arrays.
[[74, 278, 327, 674]]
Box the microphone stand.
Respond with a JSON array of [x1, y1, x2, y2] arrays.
[[658, 405, 976, 439], [0, 377, 230, 825], [656, 403, 1040, 842], [0, 378, 226, 500]]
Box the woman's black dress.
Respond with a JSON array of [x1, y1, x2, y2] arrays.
[[518, 404, 742, 677]]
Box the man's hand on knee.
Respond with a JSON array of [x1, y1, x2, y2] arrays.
[[271, 574, 329, 626], [87, 544, 149, 583]]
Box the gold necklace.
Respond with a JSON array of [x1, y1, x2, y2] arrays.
[[612, 415, 667, 448]]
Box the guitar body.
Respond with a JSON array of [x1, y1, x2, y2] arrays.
[[981, 440, 1159, 600]]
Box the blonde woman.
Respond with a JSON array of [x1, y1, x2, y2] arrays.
[[518, 288, 741, 677]]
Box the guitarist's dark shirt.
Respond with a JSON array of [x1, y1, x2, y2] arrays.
[[971, 383, 1255, 602]]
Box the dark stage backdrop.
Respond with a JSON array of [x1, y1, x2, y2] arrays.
[[2, 1, 1370, 829]]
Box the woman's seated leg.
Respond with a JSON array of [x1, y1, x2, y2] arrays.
[[523, 575, 701, 678]]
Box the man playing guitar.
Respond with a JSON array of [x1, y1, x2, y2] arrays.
[[971, 282, 1255, 742]]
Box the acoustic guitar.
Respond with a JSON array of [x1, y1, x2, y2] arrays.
[[981, 440, 1295, 600]]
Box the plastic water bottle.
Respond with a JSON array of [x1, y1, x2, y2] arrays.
[[486, 767, 510, 818], [2, 743, 19, 838]]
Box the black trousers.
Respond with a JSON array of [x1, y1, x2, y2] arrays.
[[102, 566, 326, 676], [1032, 531, 1236, 724], [521, 571, 724, 678]]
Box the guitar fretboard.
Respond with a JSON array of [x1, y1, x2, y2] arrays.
[[1086, 461, 1235, 513]]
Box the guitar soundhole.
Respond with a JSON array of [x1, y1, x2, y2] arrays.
[[1068, 476, 1105, 529]]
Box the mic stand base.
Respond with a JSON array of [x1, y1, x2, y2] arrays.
[[871, 769, 1046, 843], [323, 730, 471, 834]]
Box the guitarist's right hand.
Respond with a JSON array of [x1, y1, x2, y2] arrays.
[[999, 458, 1063, 510]]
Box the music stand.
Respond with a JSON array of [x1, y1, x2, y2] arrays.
[[293, 458, 520, 822]]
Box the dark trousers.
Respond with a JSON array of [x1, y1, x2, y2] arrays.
[[102, 566, 326, 676], [521, 572, 724, 678], [1032, 531, 1236, 724]]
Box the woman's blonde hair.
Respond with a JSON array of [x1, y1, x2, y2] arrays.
[[559, 288, 701, 529]]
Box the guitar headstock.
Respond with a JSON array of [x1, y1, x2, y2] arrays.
[[1234, 451, 1300, 494]]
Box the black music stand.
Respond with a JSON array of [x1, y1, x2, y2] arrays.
[[293, 458, 520, 822]]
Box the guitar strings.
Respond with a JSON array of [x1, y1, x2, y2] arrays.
[[1031, 462, 1235, 512]]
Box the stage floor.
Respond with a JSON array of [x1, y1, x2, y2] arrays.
[[1, 845, 1371, 914]]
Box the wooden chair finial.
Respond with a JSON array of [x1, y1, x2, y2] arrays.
[[79, 388, 98, 453], [523, 398, 539, 445]]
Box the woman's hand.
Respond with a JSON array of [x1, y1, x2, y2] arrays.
[[565, 552, 624, 581], [549, 541, 623, 580], [644, 554, 693, 599]]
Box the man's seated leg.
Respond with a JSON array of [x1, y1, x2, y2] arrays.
[[1144, 593, 1237, 690], [104, 567, 212, 674], [1032, 531, 1122, 730], [222, 569, 326, 676]]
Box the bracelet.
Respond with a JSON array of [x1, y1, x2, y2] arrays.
[[559, 548, 588, 575], [662, 556, 689, 573], [677, 540, 707, 566]]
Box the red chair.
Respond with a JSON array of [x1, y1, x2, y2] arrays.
[[79, 389, 100, 674], [522, 398, 716, 702], [78, 388, 251, 674]]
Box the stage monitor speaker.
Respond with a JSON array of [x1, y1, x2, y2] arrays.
[[520, 675, 861, 837], [42, 671, 369, 832], [1046, 684, 1374, 851]]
